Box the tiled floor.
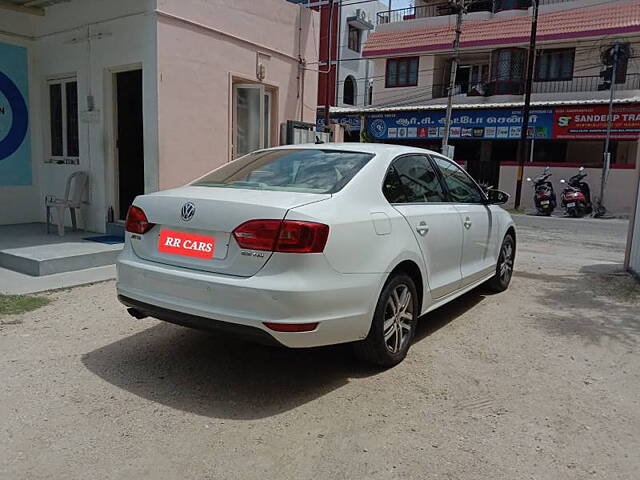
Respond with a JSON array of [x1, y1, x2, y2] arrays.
[[0, 223, 121, 294]]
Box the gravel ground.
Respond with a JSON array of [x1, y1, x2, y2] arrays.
[[1, 215, 638, 480]]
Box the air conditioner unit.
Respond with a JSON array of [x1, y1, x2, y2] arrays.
[[356, 8, 367, 22]]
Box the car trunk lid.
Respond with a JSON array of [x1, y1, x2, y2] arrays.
[[130, 186, 330, 277]]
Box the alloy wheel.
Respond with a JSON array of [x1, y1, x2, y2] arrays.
[[383, 284, 414, 354], [499, 242, 514, 283]]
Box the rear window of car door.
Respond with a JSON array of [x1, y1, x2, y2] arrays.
[[383, 155, 447, 203], [431, 156, 485, 204]]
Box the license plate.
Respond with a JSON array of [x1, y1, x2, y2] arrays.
[[567, 202, 576, 208], [540, 200, 550, 205], [158, 230, 215, 259]]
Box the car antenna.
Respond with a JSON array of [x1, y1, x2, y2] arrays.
[[315, 136, 324, 144]]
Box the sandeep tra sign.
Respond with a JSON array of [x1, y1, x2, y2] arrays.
[[0, 42, 31, 186], [553, 105, 640, 139], [367, 109, 554, 140]]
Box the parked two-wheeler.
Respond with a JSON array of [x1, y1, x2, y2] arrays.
[[526, 166, 556, 216], [560, 167, 592, 218]]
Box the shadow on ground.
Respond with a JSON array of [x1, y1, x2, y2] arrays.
[[82, 290, 485, 420], [514, 263, 640, 346]]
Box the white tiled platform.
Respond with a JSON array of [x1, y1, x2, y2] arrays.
[[0, 223, 122, 294]]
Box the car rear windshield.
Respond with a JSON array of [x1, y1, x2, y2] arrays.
[[192, 149, 374, 194]]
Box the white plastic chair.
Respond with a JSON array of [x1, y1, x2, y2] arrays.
[[46, 171, 89, 236]]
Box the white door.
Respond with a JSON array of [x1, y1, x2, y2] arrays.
[[233, 84, 271, 158], [431, 156, 499, 286], [383, 155, 463, 298]]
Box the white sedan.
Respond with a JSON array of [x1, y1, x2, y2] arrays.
[[117, 144, 515, 366]]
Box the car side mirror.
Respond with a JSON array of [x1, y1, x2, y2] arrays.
[[526, 177, 532, 182], [560, 179, 566, 184], [487, 189, 510, 205]]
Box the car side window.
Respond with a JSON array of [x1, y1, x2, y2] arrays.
[[383, 155, 447, 203], [431, 156, 485, 204]]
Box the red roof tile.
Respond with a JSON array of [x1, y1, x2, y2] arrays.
[[363, 0, 640, 56]]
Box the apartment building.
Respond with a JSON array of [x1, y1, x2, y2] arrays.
[[313, 0, 388, 136], [0, 0, 318, 231], [333, 0, 640, 213]]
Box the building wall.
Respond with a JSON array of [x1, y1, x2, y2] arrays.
[[0, 0, 158, 231], [627, 164, 640, 275], [371, 55, 435, 106], [155, 0, 318, 189]]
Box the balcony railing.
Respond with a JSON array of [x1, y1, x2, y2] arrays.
[[532, 74, 640, 94], [377, 4, 452, 24], [377, 0, 579, 24], [429, 74, 640, 99]]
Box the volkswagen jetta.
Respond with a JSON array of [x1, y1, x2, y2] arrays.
[[117, 144, 515, 366]]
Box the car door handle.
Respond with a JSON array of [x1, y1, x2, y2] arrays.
[[416, 222, 429, 236], [463, 217, 472, 229]]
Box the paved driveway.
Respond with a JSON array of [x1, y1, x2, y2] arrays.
[[1, 215, 638, 480]]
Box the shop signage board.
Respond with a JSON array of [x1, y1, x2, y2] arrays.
[[317, 114, 361, 132], [553, 105, 640, 139], [365, 109, 554, 141], [0, 42, 31, 186]]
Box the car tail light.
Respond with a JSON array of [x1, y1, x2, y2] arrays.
[[232, 220, 282, 251], [125, 205, 154, 234], [263, 322, 319, 332], [233, 220, 329, 253]]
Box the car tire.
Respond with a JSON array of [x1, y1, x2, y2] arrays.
[[485, 233, 515, 293], [354, 273, 418, 368]]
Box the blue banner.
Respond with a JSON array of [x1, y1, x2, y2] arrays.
[[0, 42, 31, 186], [366, 109, 554, 141]]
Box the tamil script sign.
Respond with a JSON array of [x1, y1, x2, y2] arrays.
[[317, 114, 361, 132], [0, 42, 31, 185], [553, 105, 640, 139], [366, 109, 554, 141]]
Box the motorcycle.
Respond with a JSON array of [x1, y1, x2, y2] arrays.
[[560, 167, 592, 218], [526, 166, 556, 216]]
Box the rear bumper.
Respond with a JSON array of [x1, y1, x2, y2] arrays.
[[116, 247, 383, 348], [118, 295, 281, 346]]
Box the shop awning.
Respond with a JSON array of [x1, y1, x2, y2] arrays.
[[329, 97, 640, 115]]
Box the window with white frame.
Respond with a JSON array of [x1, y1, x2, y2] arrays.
[[47, 77, 79, 161]]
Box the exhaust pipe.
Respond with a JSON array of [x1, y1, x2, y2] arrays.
[[127, 308, 148, 320]]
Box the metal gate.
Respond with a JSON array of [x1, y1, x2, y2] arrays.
[[282, 120, 331, 145]]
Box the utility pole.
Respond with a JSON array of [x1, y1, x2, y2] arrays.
[[513, 0, 538, 209], [441, 0, 465, 157], [323, 0, 335, 130], [594, 42, 622, 217]]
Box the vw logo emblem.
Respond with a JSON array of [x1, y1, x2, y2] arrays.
[[181, 202, 196, 221]]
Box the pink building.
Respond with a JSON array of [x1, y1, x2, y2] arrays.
[[0, 0, 318, 232]]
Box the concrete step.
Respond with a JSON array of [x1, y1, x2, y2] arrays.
[[0, 242, 123, 277], [106, 222, 125, 237]]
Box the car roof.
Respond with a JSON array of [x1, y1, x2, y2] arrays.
[[265, 143, 445, 158]]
